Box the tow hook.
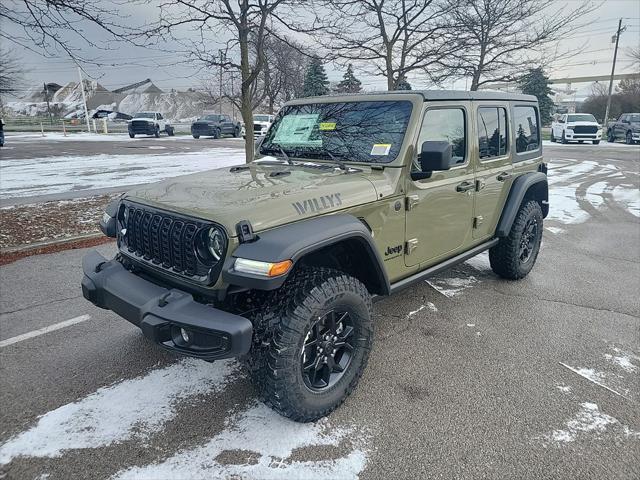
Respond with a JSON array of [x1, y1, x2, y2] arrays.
[[94, 261, 106, 273], [158, 292, 171, 307]]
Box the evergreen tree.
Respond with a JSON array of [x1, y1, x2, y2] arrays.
[[302, 58, 329, 97], [395, 75, 412, 91], [335, 64, 362, 93], [518, 67, 554, 125]]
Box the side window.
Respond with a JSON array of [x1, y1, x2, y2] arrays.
[[477, 107, 508, 159], [514, 106, 540, 153], [418, 108, 466, 165], [222, 115, 230, 122], [157, 113, 163, 120]]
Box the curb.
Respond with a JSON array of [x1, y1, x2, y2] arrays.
[[1, 232, 105, 254], [0, 234, 115, 266]]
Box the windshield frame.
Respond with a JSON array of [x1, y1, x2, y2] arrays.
[[258, 99, 415, 165], [199, 115, 220, 122]]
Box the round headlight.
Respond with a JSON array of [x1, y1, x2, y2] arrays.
[[207, 227, 225, 261]]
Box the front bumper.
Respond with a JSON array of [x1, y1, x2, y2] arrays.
[[129, 123, 157, 135], [81, 250, 252, 361], [191, 125, 216, 136], [564, 130, 601, 140]]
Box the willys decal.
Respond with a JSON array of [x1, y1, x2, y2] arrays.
[[292, 193, 343, 215]]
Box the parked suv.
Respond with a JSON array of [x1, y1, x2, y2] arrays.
[[191, 114, 241, 139], [128, 112, 174, 138], [606, 113, 640, 144], [82, 91, 548, 422], [550, 113, 601, 144]]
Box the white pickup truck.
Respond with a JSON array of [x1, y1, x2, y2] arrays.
[[550, 113, 601, 145], [128, 112, 175, 138], [241, 113, 275, 139]]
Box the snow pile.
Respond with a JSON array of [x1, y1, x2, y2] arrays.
[[119, 90, 209, 121]]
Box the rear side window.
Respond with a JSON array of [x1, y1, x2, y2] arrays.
[[418, 108, 466, 165], [514, 106, 540, 153], [477, 107, 508, 159]]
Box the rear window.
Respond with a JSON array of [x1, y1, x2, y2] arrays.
[[514, 106, 540, 153], [477, 107, 508, 159]]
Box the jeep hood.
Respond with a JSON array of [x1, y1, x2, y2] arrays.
[[124, 161, 379, 235]]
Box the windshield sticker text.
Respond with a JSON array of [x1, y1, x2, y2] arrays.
[[292, 193, 343, 215], [371, 144, 392, 155]]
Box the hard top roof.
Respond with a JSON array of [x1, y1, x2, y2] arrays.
[[292, 90, 537, 103]]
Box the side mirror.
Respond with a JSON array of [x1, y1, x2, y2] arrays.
[[419, 141, 453, 172]]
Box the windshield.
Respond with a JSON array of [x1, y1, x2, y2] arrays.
[[254, 115, 272, 122], [134, 112, 154, 119], [567, 114, 596, 122], [260, 101, 413, 164], [200, 115, 219, 121], [629, 114, 640, 123]]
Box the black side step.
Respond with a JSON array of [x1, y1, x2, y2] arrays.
[[386, 238, 499, 296]]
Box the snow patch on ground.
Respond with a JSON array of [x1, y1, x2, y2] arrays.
[[556, 385, 572, 394], [113, 402, 369, 480], [546, 403, 618, 443], [464, 252, 491, 271], [612, 185, 640, 217], [5, 132, 185, 142], [0, 359, 239, 464], [407, 305, 426, 317], [545, 226, 564, 234], [0, 148, 245, 199], [426, 275, 478, 298], [604, 347, 639, 373]]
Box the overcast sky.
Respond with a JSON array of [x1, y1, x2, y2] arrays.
[[2, 0, 639, 99]]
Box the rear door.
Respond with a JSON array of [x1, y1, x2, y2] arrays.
[[615, 114, 627, 138], [472, 103, 513, 239], [404, 102, 475, 267]]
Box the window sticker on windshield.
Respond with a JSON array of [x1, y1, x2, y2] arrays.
[[370, 144, 392, 155], [319, 122, 337, 131], [272, 114, 321, 145]]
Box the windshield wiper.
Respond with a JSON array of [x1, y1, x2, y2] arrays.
[[265, 143, 293, 165], [325, 151, 348, 171]]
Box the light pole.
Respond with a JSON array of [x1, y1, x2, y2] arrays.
[[603, 19, 626, 127], [219, 49, 225, 115]]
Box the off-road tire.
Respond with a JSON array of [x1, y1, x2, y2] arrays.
[[244, 267, 373, 422], [593, 140, 600, 145], [489, 200, 543, 280]]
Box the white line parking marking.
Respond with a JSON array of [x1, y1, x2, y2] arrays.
[[0, 315, 91, 348]]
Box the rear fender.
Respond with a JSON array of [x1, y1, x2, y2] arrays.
[[495, 172, 548, 237]]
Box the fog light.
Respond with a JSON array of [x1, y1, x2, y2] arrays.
[[180, 328, 191, 343]]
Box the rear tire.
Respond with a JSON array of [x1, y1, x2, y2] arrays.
[[550, 130, 556, 142], [166, 127, 175, 136], [489, 201, 543, 280], [245, 267, 373, 422], [608, 130, 615, 142]]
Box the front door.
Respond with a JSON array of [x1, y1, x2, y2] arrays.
[[472, 103, 513, 239], [405, 103, 475, 267]]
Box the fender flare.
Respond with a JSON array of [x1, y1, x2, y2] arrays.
[[495, 172, 548, 237], [222, 214, 390, 294]]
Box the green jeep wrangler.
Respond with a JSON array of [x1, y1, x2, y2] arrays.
[[82, 91, 548, 422]]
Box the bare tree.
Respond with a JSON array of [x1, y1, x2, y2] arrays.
[[134, 0, 311, 163], [627, 46, 640, 69], [321, 0, 457, 90], [0, 0, 123, 61], [442, 0, 598, 91], [263, 35, 311, 112], [0, 48, 25, 98]]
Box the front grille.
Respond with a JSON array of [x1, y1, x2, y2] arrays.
[[130, 120, 154, 133], [192, 123, 213, 133], [572, 125, 597, 134], [120, 201, 224, 283], [253, 123, 264, 131]]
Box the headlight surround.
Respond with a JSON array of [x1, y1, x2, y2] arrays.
[[233, 258, 293, 277], [195, 226, 227, 265]]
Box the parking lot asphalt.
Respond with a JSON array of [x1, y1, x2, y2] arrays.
[[0, 139, 639, 479]]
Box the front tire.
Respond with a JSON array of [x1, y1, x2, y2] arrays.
[[246, 268, 373, 422], [550, 130, 556, 142], [608, 130, 615, 142], [129, 133, 135, 138], [233, 126, 240, 138], [154, 126, 160, 138], [593, 140, 600, 145], [213, 128, 220, 139], [561, 131, 568, 144], [626, 131, 634, 145], [489, 200, 543, 280], [192, 134, 200, 139]]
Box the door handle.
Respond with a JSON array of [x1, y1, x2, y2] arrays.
[[497, 172, 512, 182], [456, 181, 475, 192]]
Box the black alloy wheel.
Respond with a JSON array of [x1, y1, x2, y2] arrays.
[[301, 310, 354, 391], [519, 217, 539, 263]]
